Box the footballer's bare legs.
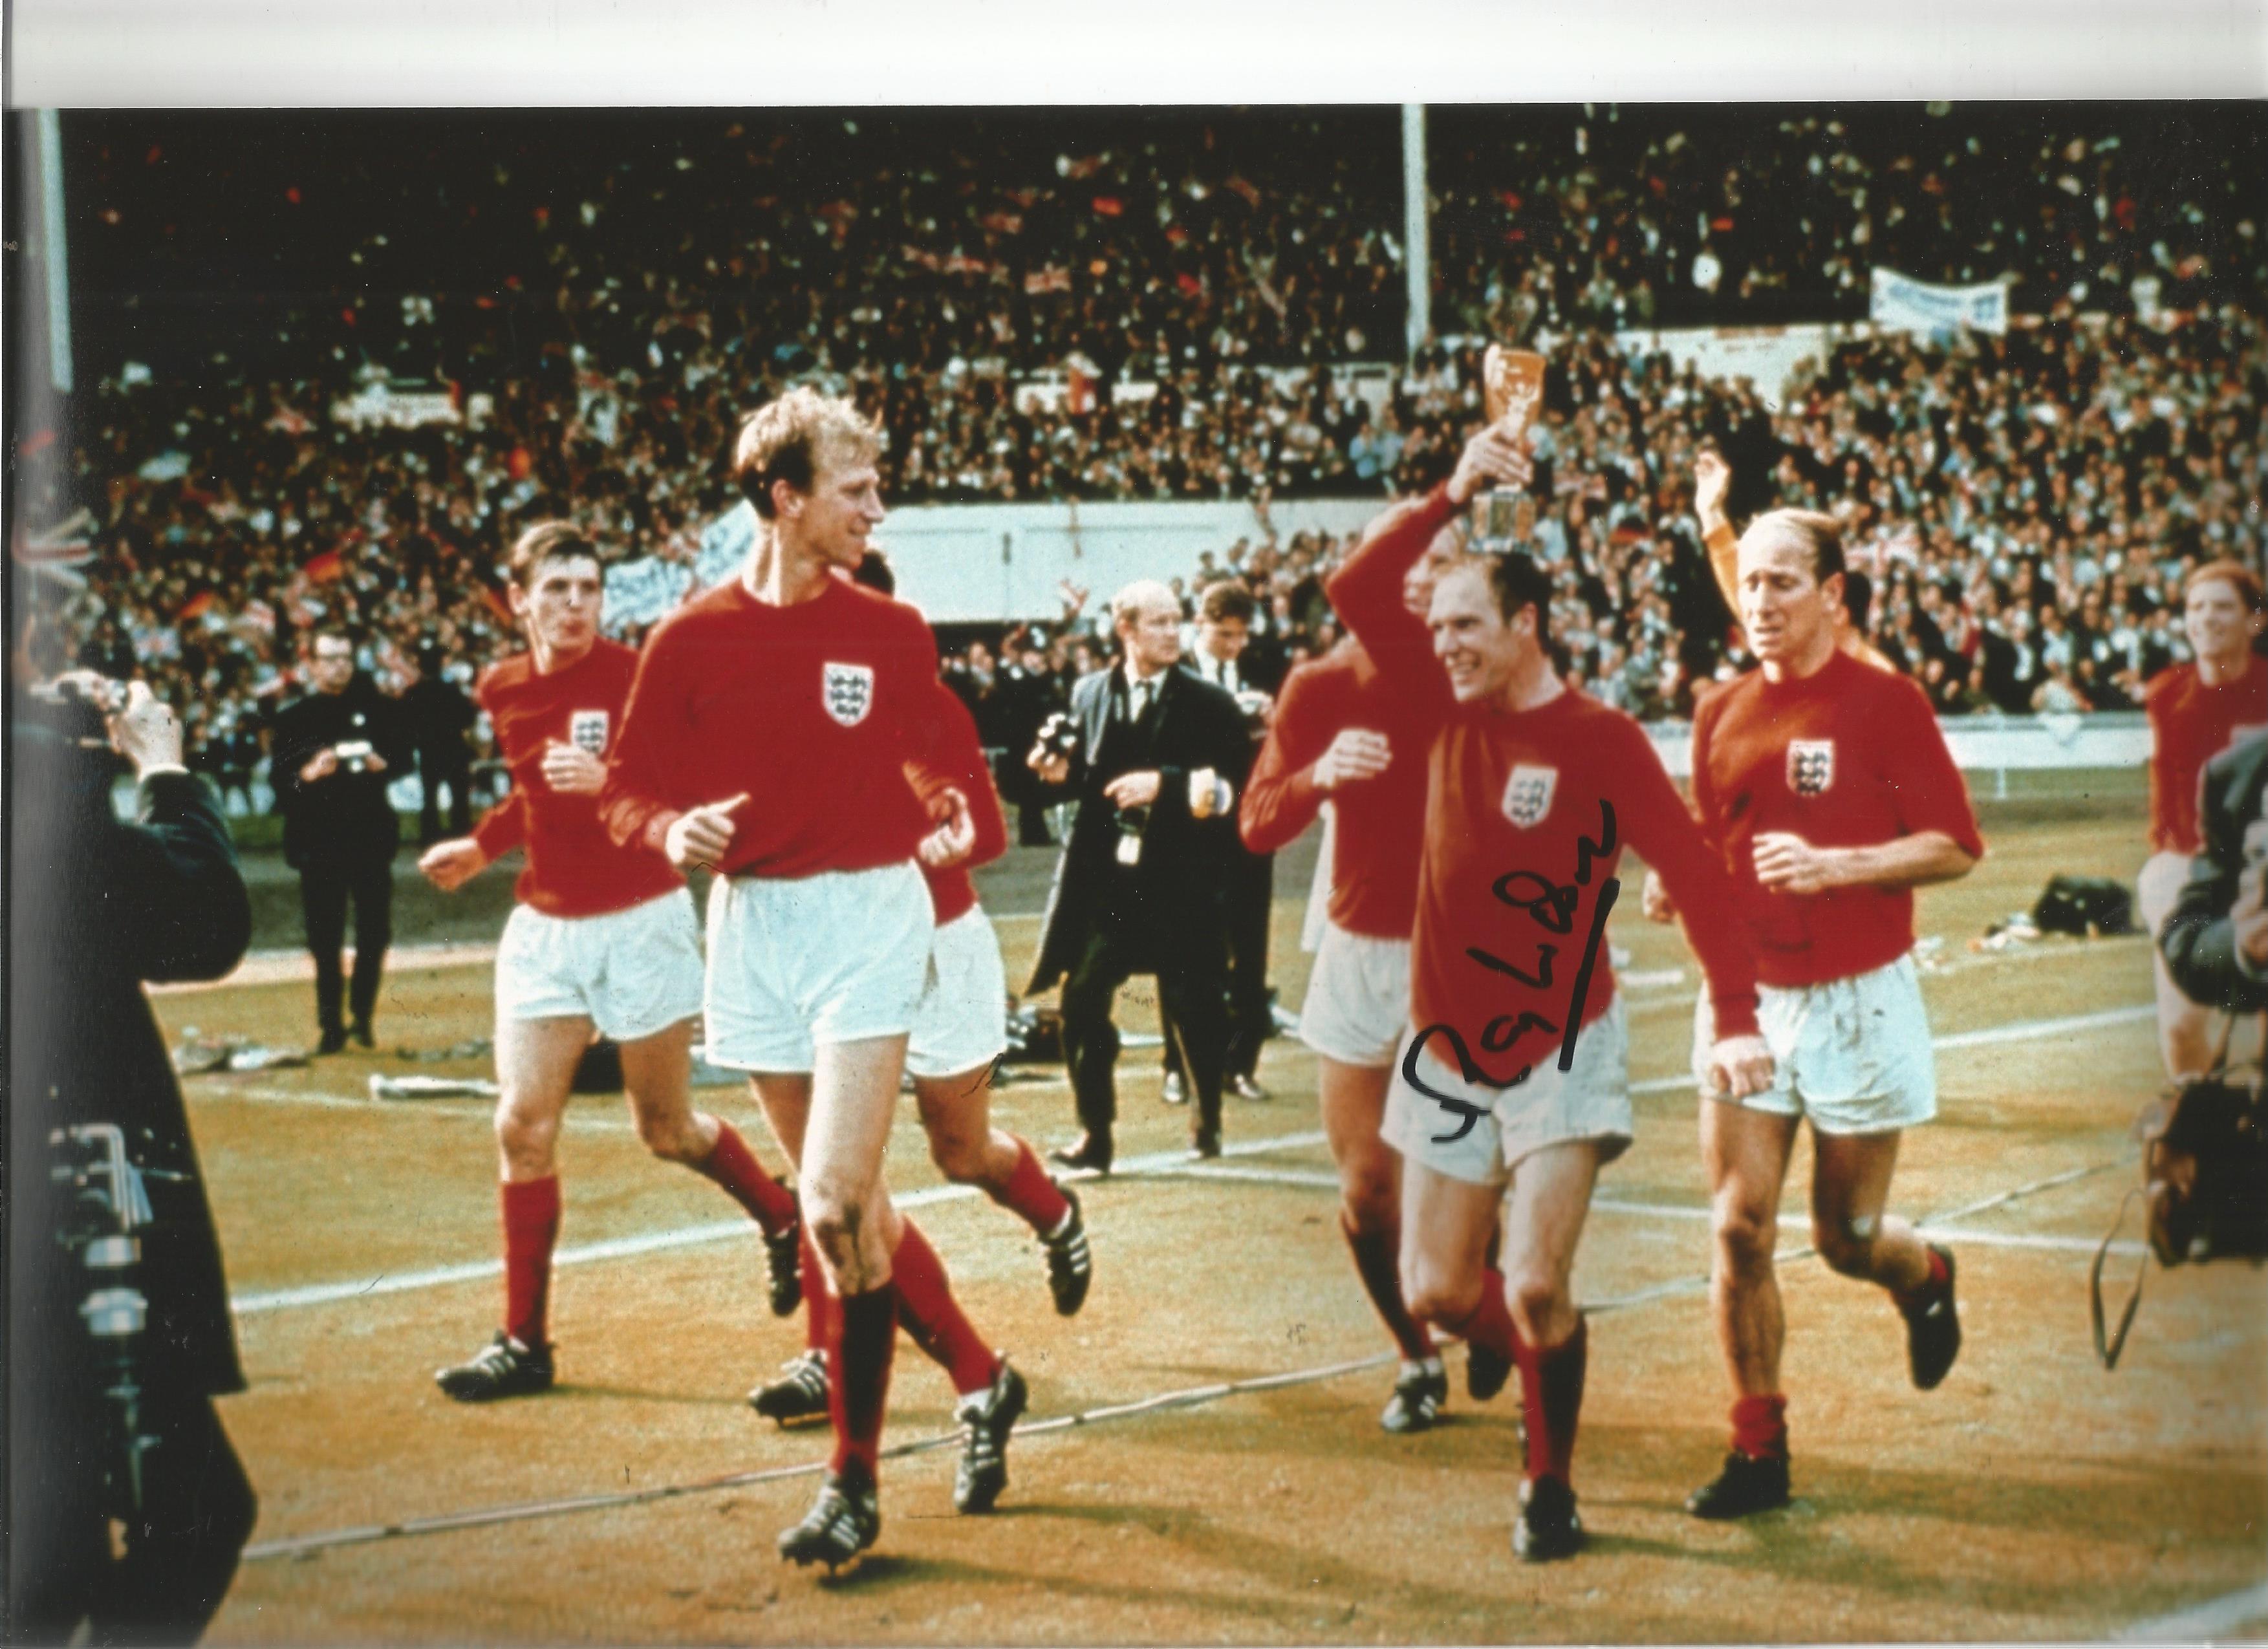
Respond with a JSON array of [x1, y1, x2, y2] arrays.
[[1808, 1129, 1930, 1293], [1398, 1159, 1504, 1330], [493, 1014, 591, 1181], [797, 1035, 911, 1295], [1497, 1140, 1600, 1352], [2141, 851, 2218, 1077], [618, 1020, 711, 1163], [1702, 1097, 1798, 1397], [1321, 1057, 1437, 1390], [914, 1067, 1022, 1191]]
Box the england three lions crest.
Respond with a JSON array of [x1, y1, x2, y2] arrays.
[[568, 709, 609, 755], [1502, 764, 1557, 829], [823, 662, 876, 727], [1787, 739, 1835, 797]]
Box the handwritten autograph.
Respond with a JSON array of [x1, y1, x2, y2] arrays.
[[1402, 799, 1620, 1143]]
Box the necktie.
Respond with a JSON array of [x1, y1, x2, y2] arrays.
[[1129, 679, 1150, 721]]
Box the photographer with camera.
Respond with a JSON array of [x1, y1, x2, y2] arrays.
[[9, 667, 258, 1642], [270, 627, 413, 1053]]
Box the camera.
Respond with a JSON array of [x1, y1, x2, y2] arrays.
[[50, 673, 129, 715], [49, 1123, 164, 1518], [1036, 711, 1081, 762], [334, 738, 377, 772]]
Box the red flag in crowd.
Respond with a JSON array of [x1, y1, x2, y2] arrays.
[[1176, 272, 1205, 298], [1091, 195, 1124, 217], [302, 549, 345, 584], [1224, 175, 1262, 208], [178, 590, 216, 623]]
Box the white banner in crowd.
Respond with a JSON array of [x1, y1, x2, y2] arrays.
[[601, 555, 695, 628], [1870, 268, 2011, 338]]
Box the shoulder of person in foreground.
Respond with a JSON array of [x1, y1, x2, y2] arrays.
[[2160, 733, 2268, 1012], [17, 726, 253, 986]]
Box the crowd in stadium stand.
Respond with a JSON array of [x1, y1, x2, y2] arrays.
[[28, 104, 2263, 801]]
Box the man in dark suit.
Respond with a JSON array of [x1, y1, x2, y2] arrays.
[[268, 627, 413, 1052], [2161, 729, 2268, 1015], [400, 642, 479, 846], [1171, 579, 1280, 1101], [1027, 581, 1251, 1170], [992, 628, 1064, 846], [9, 673, 258, 1643]]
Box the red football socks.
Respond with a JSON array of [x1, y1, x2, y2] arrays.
[[501, 1175, 561, 1349], [828, 1286, 897, 1476], [993, 1139, 1073, 1236], [890, 1220, 1000, 1397], [1731, 1393, 1790, 1460], [1446, 1267, 1522, 1363], [799, 1227, 832, 1354], [1341, 1212, 1435, 1364], [693, 1121, 799, 1235], [1515, 1315, 1588, 1485]]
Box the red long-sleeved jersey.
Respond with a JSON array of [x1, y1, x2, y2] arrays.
[[1324, 483, 1761, 1081], [1691, 650, 1986, 990], [909, 685, 1008, 925], [2144, 654, 2268, 854], [1239, 640, 1430, 941], [470, 640, 684, 918], [599, 576, 949, 880]]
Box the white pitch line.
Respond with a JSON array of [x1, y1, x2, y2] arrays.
[[201, 1084, 643, 1132], [2115, 1577, 2268, 1641], [229, 1128, 1329, 1317]]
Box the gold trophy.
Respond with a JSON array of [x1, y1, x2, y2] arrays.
[[1476, 343, 1546, 550]]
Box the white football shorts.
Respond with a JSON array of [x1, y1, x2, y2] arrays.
[[1381, 995, 1632, 1186], [1298, 920, 1412, 1068], [494, 888, 705, 1044], [702, 861, 934, 1073], [1691, 953, 1936, 1134], [906, 905, 1010, 1081]]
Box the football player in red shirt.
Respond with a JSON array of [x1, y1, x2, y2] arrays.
[[1328, 424, 1775, 1562], [1240, 504, 1463, 1434], [1657, 506, 1983, 1522], [600, 389, 988, 1571], [748, 552, 1089, 1522], [417, 522, 803, 1403], [2136, 559, 2267, 1078]]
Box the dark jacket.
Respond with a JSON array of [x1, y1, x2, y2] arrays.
[[1028, 662, 1250, 993], [2161, 731, 2268, 1015], [268, 676, 412, 868], [399, 674, 479, 764], [8, 726, 255, 1402]]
